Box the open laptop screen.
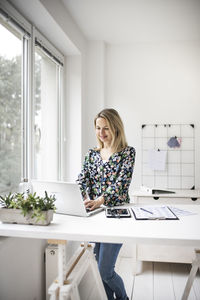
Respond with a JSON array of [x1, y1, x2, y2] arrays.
[[31, 180, 103, 217]]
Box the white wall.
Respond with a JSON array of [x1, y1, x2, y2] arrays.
[[40, 0, 86, 54], [64, 55, 82, 181], [83, 41, 106, 154], [0, 237, 46, 300], [105, 42, 200, 189]]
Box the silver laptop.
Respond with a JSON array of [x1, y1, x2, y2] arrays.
[[31, 180, 104, 217]]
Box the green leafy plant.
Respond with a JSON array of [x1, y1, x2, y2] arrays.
[[0, 192, 16, 208], [0, 191, 56, 222]]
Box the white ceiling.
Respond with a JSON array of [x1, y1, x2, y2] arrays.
[[62, 0, 200, 44]]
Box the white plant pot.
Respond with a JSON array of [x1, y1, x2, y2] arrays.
[[0, 208, 54, 226]]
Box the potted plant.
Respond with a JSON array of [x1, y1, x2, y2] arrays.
[[0, 191, 56, 225]]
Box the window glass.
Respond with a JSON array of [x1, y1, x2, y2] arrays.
[[0, 22, 22, 193], [34, 47, 59, 180]]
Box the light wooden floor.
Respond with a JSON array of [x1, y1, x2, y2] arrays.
[[116, 258, 200, 300]]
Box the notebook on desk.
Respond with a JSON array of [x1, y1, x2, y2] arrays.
[[31, 180, 104, 217], [132, 206, 178, 220]]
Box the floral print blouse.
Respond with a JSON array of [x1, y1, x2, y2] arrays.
[[77, 146, 136, 207]]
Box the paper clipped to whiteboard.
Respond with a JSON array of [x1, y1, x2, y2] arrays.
[[148, 149, 167, 171]]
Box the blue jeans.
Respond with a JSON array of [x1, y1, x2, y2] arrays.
[[94, 242, 127, 300]]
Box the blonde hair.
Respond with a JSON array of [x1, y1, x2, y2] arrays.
[[94, 108, 128, 153]]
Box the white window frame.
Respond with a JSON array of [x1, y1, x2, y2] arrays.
[[33, 28, 64, 181]]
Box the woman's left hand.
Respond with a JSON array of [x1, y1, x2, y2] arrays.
[[84, 196, 104, 211]]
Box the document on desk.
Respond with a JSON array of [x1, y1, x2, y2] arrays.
[[132, 206, 179, 220], [169, 206, 197, 217]]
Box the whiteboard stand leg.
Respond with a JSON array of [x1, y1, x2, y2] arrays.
[[181, 249, 200, 300]]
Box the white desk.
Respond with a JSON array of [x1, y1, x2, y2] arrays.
[[0, 204, 200, 247], [1, 204, 200, 300]]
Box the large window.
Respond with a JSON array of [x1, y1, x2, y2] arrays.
[[34, 46, 63, 180], [0, 3, 64, 193], [0, 21, 22, 193]]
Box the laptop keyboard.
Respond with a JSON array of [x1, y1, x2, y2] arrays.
[[86, 207, 103, 214], [86, 208, 98, 212]]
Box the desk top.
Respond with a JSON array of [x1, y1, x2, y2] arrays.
[[0, 204, 200, 247]]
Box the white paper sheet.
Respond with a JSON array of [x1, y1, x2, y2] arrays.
[[148, 149, 167, 171], [169, 206, 197, 217]]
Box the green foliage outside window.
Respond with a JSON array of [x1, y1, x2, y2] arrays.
[[0, 54, 41, 193], [0, 55, 21, 193]]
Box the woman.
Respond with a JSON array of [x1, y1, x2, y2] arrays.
[[77, 108, 135, 300]]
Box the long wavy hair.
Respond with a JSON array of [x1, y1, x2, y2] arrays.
[[94, 108, 128, 153]]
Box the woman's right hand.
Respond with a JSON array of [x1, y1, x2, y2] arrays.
[[84, 196, 104, 211]]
